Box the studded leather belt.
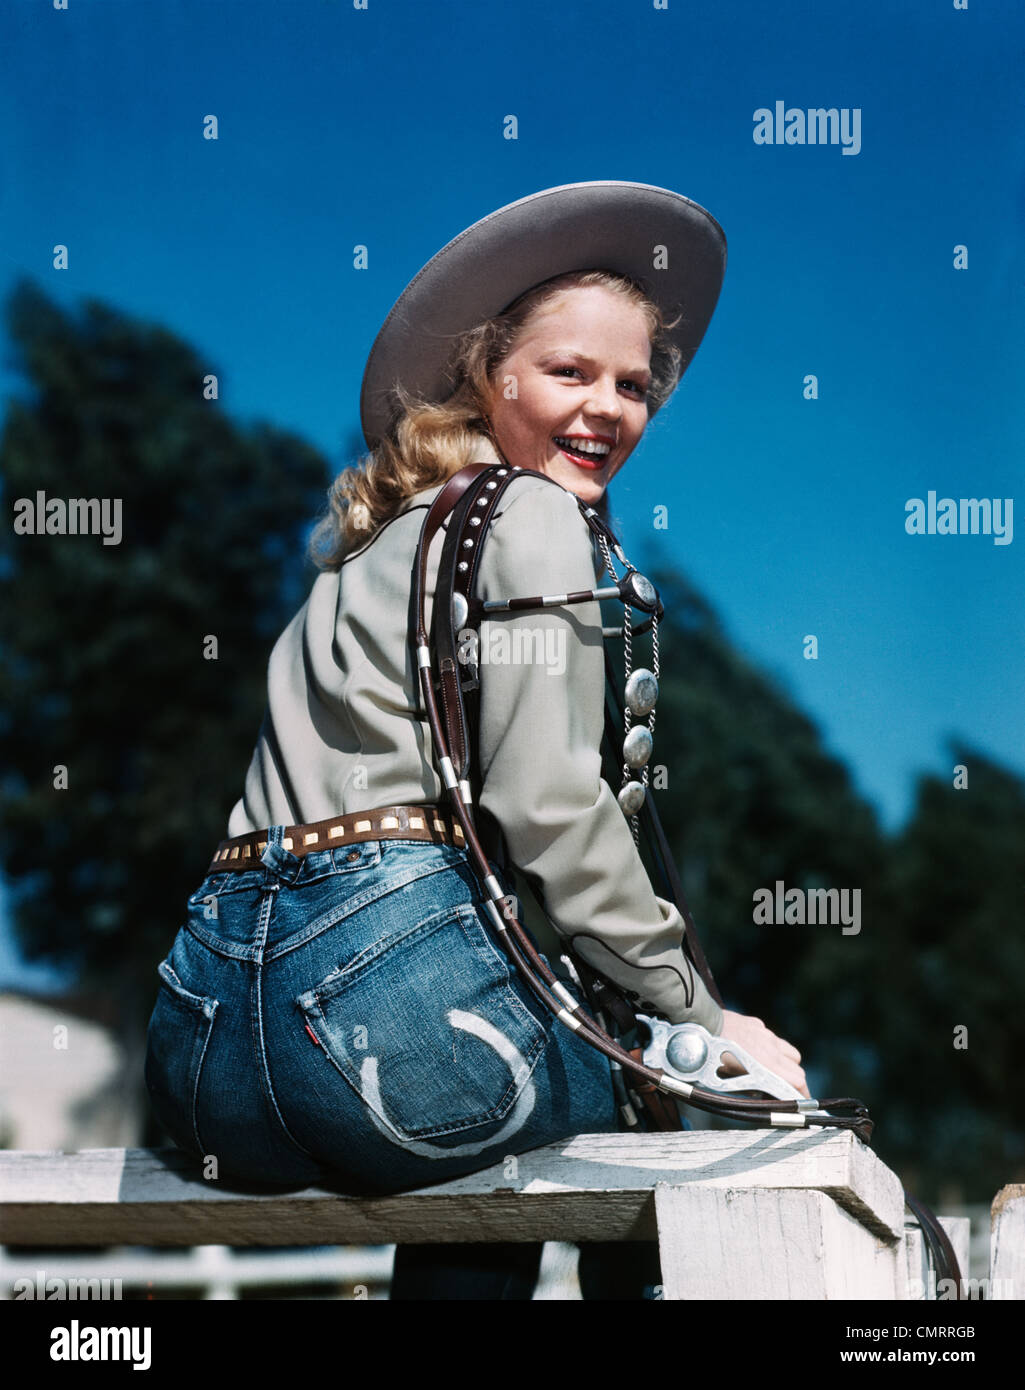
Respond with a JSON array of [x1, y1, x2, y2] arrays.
[[208, 803, 466, 873]]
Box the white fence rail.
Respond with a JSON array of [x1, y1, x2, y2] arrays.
[[1, 1135, 1019, 1300]]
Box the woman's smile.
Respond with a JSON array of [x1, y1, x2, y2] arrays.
[[552, 433, 615, 468]]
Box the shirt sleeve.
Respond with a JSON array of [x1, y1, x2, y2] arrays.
[[473, 473, 724, 1034]]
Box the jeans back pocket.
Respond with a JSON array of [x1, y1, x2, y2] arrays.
[[144, 958, 219, 1158], [297, 901, 548, 1146]]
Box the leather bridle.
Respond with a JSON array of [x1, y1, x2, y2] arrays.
[[408, 458, 966, 1295]]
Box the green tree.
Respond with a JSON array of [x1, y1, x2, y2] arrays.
[[871, 747, 1025, 1198], [0, 280, 333, 1040]]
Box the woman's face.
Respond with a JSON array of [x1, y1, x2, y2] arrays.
[[484, 285, 653, 504]]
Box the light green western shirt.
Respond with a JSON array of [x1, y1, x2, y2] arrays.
[[227, 455, 723, 1034]]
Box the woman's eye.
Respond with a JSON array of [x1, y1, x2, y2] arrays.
[[550, 367, 646, 395]]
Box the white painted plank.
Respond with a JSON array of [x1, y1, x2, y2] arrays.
[[0, 1130, 905, 1248], [654, 1185, 900, 1300], [991, 1185, 1024, 1301]]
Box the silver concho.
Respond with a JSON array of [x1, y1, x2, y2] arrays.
[[624, 668, 658, 717], [623, 724, 653, 769], [665, 1026, 709, 1076], [451, 590, 468, 631], [627, 571, 657, 610], [617, 780, 646, 816]]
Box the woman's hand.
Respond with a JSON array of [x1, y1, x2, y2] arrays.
[[717, 1009, 810, 1099]]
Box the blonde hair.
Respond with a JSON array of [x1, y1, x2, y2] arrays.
[[309, 269, 682, 569]]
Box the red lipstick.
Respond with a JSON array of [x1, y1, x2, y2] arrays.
[[552, 434, 615, 469]]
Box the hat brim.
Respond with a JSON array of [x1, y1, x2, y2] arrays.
[[359, 180, 727, 450]]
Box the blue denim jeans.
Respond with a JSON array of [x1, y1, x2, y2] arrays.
[[144, 829, 624, 1194]]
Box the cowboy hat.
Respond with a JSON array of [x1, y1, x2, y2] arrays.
[[359, 180, 727, 449]]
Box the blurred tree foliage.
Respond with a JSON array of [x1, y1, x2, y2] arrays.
[[1, 281, 1020, 1201], [872, 752, 1025, 1196], [0, 280, 332, 1036]]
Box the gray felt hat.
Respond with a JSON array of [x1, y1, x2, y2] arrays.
[[359, 180, 727, 450]]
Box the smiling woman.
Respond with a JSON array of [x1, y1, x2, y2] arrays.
[[309, 265, 683, 563], [144, 181, 809, 1301]]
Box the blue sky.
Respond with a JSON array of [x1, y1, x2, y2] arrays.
[[1, 0, 1022, 985]]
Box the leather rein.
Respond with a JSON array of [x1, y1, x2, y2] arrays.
[[408, 460, 965, 1295]]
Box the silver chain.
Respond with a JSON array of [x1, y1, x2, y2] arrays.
[[643, 613, 659, 792], [597, 533, 651, 847]]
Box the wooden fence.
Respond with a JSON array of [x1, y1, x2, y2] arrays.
[[2, 1131, 1019, 1300]]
